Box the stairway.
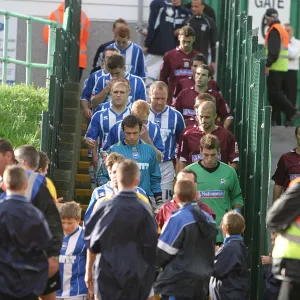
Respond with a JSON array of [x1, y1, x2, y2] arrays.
[[75, 121, 93, 219]]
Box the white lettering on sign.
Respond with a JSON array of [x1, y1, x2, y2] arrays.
[[248, 0, 290, 44]]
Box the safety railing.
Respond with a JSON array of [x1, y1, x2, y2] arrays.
[[217, 1, 271, 299], [40, 0, 81, 201], [0, 10, 57, 85]]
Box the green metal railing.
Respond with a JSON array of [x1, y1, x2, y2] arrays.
[[41, 0, 81, 200], [217, 1, 271, 299], [0, 11, 57, 85]]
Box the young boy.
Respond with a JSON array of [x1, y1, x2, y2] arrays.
[[56, 201, 88, 300], [210, 211, 249, 300], [0, 165, 51, 300], [38, 151, 62, 202]]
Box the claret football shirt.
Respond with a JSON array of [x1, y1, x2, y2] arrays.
[[272, 149, 300, 189], [178, 125, 239, 165], [160, 47, 199, 105]]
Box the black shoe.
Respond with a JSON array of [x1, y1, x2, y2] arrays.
[[288, 112, 300, 126]]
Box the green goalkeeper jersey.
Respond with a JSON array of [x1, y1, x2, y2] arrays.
[[186, 161, 244, 242]]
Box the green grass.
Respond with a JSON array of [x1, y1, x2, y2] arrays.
[[0, 84, 48, 148]]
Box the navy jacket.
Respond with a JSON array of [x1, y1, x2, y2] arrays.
[[85, 190, 158, 300], [0, 172, 63, 257], [209, 236, 249, 300], [0, 195, 51, 297], [262, 264, 280, 300], [155, 202, 217, 298], [145, 0, 190, 55]]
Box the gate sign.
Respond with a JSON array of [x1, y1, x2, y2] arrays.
[[0, 17, 18, 85], [248, 0, 291, 44]]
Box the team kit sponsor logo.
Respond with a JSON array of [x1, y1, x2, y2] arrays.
[[290, 174, 300, 181], [59, 254, 76, 264], [191, 153, 222, 162], [200, 190, 225, 198], [174, 69, 193, 77]]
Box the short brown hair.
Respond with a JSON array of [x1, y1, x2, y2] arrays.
[[197, 64, 212, 77], [179, 169, 197, 183], [200, 134, 220, 151], [113, 18, 128, 29], [103, 47, 119, 60], [105, 152, 125, 169], [115, 25, 131, 38], [106, 54, 125, 70], [194, 93, 216, 109], [14, 145, 40, 170], [174, 179, 197, 203], [116, 159, 140, 187], [59, 201, 81, 220], [111, 78, 130, 90], [149, 81, 169, 95], [222, 211, 245, 235], [0, 138, 13, 155], [132, 100, 150, 115], [3, 165, 27, 191], [38, 151, 50, 170], [179, 26, 196, 37]]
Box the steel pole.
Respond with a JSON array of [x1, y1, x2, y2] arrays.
[[137, 0, 144, 46]]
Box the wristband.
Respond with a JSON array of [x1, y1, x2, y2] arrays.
[[235, 208, 242, 214]]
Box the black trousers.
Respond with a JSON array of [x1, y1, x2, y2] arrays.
[[283, 70, 298, 108], [267, 71, 296, 124], [278, 281, 300, 300]]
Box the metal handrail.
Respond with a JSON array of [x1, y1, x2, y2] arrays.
[[0, 10, 57, 85]]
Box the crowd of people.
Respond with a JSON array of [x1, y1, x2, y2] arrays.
[[1, 0, 300, 300]]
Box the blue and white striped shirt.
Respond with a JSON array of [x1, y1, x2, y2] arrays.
[[85, 107, 131, 150], [81, 69, 106, 102], [106, 42, 146, 78], [103, 120, 165, 155], [92, 73, 146, 110], [94, 100, 132, 113], [148, 106, 185, 162], [56, 226, 87, 298], [84, 182, 148, 224]]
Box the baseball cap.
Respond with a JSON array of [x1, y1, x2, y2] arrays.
[[265, 8, 278, 18]]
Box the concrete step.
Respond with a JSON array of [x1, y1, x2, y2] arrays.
[[80, 149, 89, 161], [75, 188, 92, 205], [75, 174, 91, 189], [78, 161, 90, 174]]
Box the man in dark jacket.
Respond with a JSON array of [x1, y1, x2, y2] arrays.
[[185, 0, 217, 70], [13, 145, 63, 300], [264, 8, 300, 126], [85, 159, 157, 300], [0, 165, 52, 300], [155, 179, 217, 299], [144, 0, 190, 86]]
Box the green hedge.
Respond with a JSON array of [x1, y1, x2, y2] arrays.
[[0, 84, 48, 148]]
